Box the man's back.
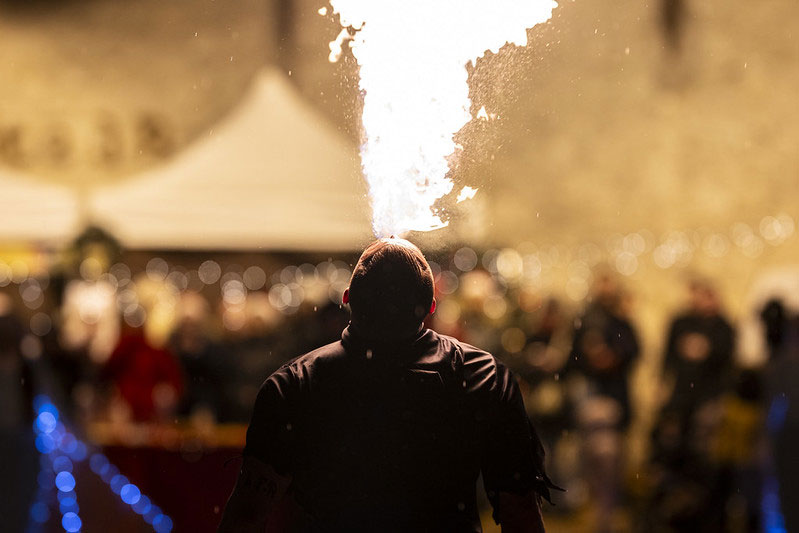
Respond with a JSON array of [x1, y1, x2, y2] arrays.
[[244, 327, 549, 532], [220, 238, 549, 533]]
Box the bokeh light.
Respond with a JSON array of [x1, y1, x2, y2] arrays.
[[110, 474, 130, 494], [52, 456, 73, 473], [453, 247, 478, 272], [198, 260, 222, 284], [35, 412, 57, 434], [29, 502, 50, 524], [153, 512, 174, 532], [61, 512, 82, 533], [55, 471, 76, 493], [121, 483, 142, 505]]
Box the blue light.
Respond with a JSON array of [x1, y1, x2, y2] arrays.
[[59, 498, 79, 514], [153, 514, 174, 533], [33, 394, 49, 412], [35, 434, 56, 454], [50, 428, 65, 447], [29, 502, 50, 524], [96, 463, 111, 478], [70, 442, 88, 462], [89, 454, 108, 474], [32, 406, 172, 533], [132, 495, 152, 515], [58, 494, 76, 505], [38, 470, 55, 488], [33, 396, 59, 420], [120, 483, 142, 505], [52, 456, 73, 473], [767, 396, 789, 433], [764, 491, 780, 509], [28, 396, 89, 533], [59, 434, 78, 455], [55, 471, 76, 493], [35, 412, 57, 434], [100, 464, 119, 483], [61, 511, 82, 533], [57, 490, 76, 503], [144, 505, 162, 525], [763, 474, 787, 533], [110, 474, 129, 494]]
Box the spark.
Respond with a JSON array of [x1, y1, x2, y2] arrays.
[[328, 28, 352, 63], [457, 186, 478, 203], [476, 106, 490, 120]]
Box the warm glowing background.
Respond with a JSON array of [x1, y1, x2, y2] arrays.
[[0, 0, 797, 531]]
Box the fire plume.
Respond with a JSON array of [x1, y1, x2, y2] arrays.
[[328, 0, 557, 237]]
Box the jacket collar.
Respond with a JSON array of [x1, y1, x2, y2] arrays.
[[340, 324, 437, 362]]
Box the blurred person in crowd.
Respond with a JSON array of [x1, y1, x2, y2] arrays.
[[224, 293, 293, 422], [170, 291, 227, 421], [56, 273, 119, 417], [219, 238, 556, 532], [59, 269, 119, 364], [46, 308, 93, 418], [517, 298, 572, 427], [711, 368, 765, 532], [102, 313, 183, 422], [0, 294, 38, 532], [760, 298, 788, 361], [308, 300, 351, 347], [170, 314, 226, 420], [514, 297, 576, 510], [646, 278, 738, 531], [763, 308, 799, 532], [288, 298, 352, 359], [456, 268, 506, 354], [567, 271, 640, 532], [660, 278, 735, 415]]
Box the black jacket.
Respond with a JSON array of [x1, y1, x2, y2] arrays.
[[244, 326, 552, 532]]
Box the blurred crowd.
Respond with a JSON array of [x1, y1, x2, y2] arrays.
[[1, 235, 798, 532], [1, 279, 351, 427], [430, 268, 797, 532]]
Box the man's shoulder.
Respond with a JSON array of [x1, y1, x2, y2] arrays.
[[294, 339, 347, 366], [434, 332, 510, 393], [262, 339, 346, 390], [436, 332, 494, 361]]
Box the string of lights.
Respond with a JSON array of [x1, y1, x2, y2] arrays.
[[1, 211, 795, 310], [28, 394, 174, 533], [0, 211, 796, 364]]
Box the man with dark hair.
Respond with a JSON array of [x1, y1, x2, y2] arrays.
[[347, 238, 436, 341], [219, 238, 553, 532]]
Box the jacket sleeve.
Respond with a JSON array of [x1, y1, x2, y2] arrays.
[[243, 365, 298, 476], [477, 356, 559, 522]]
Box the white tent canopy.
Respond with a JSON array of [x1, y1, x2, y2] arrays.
[[89, 68, 373, 251], [0, 170, 80, 244]]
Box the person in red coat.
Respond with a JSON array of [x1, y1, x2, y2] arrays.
[[104, 323, 183, 422]]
